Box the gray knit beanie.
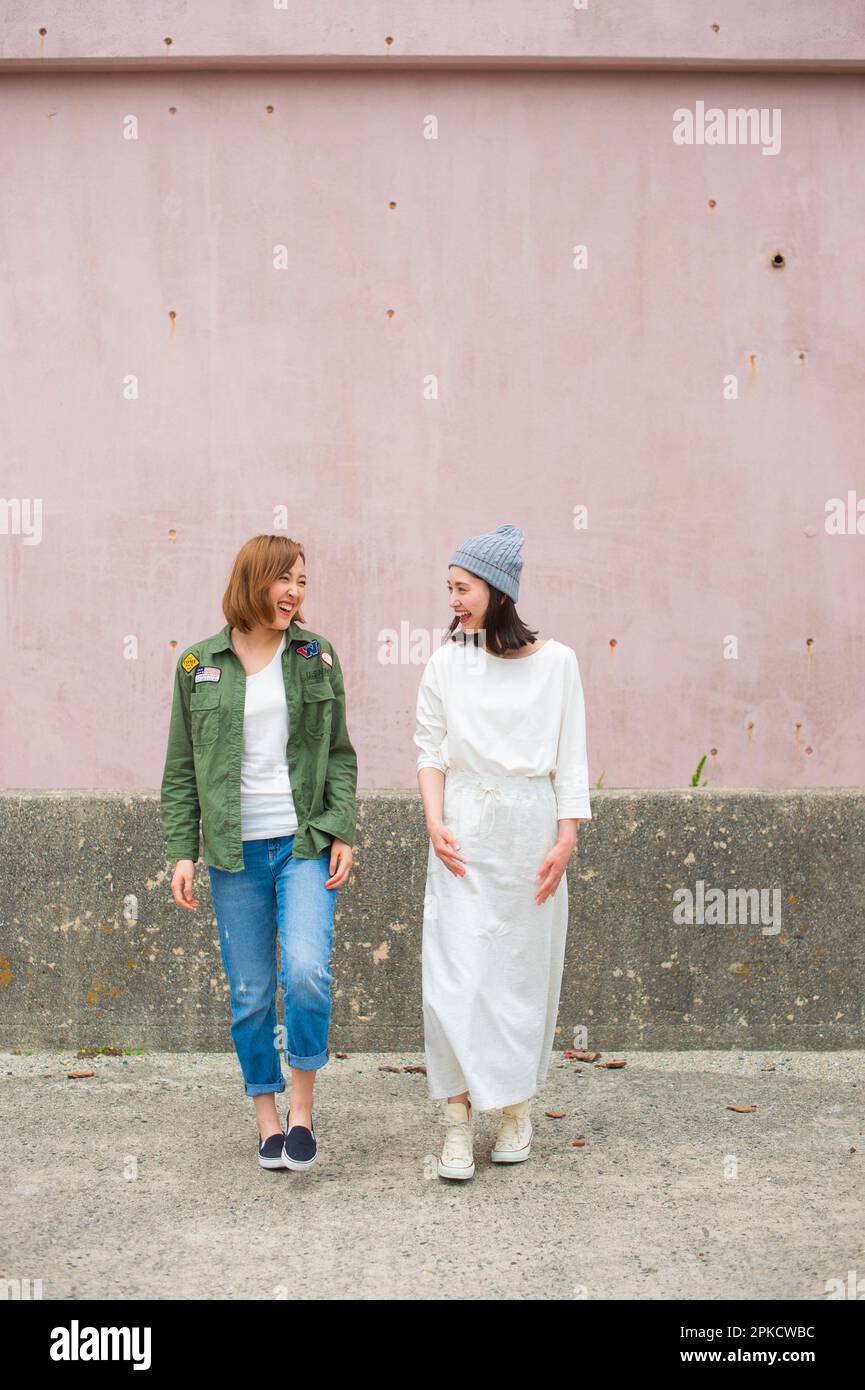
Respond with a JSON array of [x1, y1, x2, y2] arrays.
[[449, 523, 525, 601]]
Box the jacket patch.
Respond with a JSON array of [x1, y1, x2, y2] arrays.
[[295, 641, 320, 659], [320, 651, 333, 667], [182, 653, 200, 673], [194, 667, 222, 683]]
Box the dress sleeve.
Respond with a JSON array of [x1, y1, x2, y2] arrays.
[[414, 656, 448, 774], [553, 648, 592, 820]]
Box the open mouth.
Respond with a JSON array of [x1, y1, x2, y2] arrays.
[[456, 613, 471, 624], [277, 601, 294, 614]]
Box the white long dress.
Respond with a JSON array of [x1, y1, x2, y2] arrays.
[[413, 635, 592, 1112]]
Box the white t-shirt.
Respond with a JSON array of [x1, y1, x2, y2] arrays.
[[240, 631, 300, 841], [413, 636, 592, 819]]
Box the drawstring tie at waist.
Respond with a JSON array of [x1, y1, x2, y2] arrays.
[[446, 768, 549, 839], [466, 780, 505, 838]]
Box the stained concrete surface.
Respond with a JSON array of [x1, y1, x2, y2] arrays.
[[2, 1048, 862, 1301], [4, 789, 865, 1052]]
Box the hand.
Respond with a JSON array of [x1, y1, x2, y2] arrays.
[[171, 859, 200, 910], [429, 822, 467, 878], [325, 838, 353, 889], [534, 838, 574, 905]]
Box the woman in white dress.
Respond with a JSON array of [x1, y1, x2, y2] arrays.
[[413, 523, 592, 1180]]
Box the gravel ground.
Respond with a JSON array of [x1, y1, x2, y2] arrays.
[[2, 1048, 862, 1300]]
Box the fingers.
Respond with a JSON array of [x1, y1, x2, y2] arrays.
[[438, 827, 464, 854], [436, 834, 466, 865], [326, 850, 353, 889], [430, 823, 467, 876], [172, 873, 199, 911], [438, 850, 467, 877], [534, 854, 555, 904], [535, 869, 562, 904]]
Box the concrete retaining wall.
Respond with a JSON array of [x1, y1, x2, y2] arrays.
[[1, 788, 861, 1051]]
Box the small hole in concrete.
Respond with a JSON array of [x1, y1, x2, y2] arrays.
[[386, 308, 395, 318], [168, 529, 176, 541], [711, 23, 720, 33], [771, 251, 785, 268], [39, 27, 47, 37], [385, 35, 394, 46], [164, 36, 173, 47], [609, 639, 617, 650], [266, 105, 274, 114], [708, 199, 716, 209], [388, 201, 397, 210], [169, 106, 177, 115], [168, 310, 176, 321]]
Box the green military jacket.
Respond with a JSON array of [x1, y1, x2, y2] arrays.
[[160, 622, 358, 872]]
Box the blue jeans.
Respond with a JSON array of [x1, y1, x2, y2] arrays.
[[207, 835, 337, 1097]]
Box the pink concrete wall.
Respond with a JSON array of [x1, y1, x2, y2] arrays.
[[1, 0, 864, 69], [1, 27, 864, 792]]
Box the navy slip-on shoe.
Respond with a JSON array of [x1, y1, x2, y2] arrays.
[[258, 1129, 287, 1170], [282, 1114, 317, 1171]]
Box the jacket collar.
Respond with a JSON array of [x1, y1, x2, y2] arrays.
[[210, 621, 318, 656]]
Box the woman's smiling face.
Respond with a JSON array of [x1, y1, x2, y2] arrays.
[[266, 553, 306, 630], [448, 566, 490, 634]]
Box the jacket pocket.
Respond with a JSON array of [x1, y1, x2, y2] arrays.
[[301, 679, 334, 739], [190, 689, 221, 750]]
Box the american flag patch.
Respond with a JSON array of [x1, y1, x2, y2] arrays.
[[194, 667, 222, 682]]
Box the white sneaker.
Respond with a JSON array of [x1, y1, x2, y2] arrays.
[[437, 1100, 475, 1180], [490, 1099, 533, 1163]]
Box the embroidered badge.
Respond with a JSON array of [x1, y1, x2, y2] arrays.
[[295, 640, 320, 659], [320, 651, 333, 668], [194, 667, 222, 683], [181, 652, 200, 673]]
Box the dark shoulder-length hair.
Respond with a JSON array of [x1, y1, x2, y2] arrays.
[[443, 578, 538, 656], [222, 534, 308, 632]]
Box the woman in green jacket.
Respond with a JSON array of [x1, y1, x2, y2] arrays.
[[160, 534, 357, 1171]]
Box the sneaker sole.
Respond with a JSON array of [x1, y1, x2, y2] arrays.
[[490, 1144, 532, 1163], [437, 1159, 475, 1180], [259, 1154, 288, 1169], [282, 1147, 318, 1171]]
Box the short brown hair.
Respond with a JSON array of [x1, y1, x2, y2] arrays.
[[222, 535, 307, 632]]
